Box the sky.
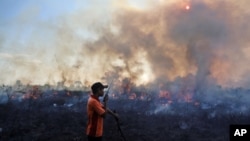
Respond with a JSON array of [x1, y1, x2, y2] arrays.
[[1, 0, 250, 89]]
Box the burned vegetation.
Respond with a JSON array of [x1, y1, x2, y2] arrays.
[[0, 83, 250, 141]]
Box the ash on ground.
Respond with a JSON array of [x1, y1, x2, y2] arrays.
[[0, 85, 250, 141]]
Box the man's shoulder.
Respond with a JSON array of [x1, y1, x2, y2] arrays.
[[88, 96, 100, 105]]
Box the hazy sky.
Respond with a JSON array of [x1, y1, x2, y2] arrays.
[[1, 0, 250, 88]]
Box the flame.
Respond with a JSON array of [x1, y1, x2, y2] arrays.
[[128, 93, 137, 100], [159, 90, 170, 99]]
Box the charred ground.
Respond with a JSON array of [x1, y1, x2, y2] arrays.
[[0, 90, 250, 141]]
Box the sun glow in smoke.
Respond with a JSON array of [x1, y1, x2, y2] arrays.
[[185, 5, 190, 10]]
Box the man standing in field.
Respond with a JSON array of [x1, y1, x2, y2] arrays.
[[86, 82, 118, 141]]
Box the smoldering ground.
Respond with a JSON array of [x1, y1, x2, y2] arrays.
[[1, 0, 250, 114]]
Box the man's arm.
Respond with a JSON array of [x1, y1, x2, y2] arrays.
[[101, 101, 107, 118], [100, 94, 109, 118], [101, 94, 119, 120]]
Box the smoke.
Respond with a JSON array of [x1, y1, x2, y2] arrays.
[[1, 0, 250, 89]]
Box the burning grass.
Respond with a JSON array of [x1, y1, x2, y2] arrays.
[[0, 89, 250, 141]]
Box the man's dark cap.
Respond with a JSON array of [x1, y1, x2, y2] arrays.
[[91, 82, 108, 92]]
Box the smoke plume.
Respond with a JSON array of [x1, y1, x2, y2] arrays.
[[1, 0, 250, 89]]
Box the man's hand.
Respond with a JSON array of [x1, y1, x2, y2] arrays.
[[103, 94, 109, 103]]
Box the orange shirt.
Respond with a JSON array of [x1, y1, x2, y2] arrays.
[[86, 95, 105, 137]]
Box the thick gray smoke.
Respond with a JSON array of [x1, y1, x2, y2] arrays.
[[1, 0, 250, 90]]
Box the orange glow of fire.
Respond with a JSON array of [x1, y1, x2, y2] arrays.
[[129, 93, 137, 100], [183, 93, 192, 103], [67, 91, 71, 96], [159, 90, 171, 99], [139, 92, 147, 100], [20, 86, 42, 100]]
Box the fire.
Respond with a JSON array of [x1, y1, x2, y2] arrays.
[[159, 90, 170, 99], [129, 93, 137, 100]]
